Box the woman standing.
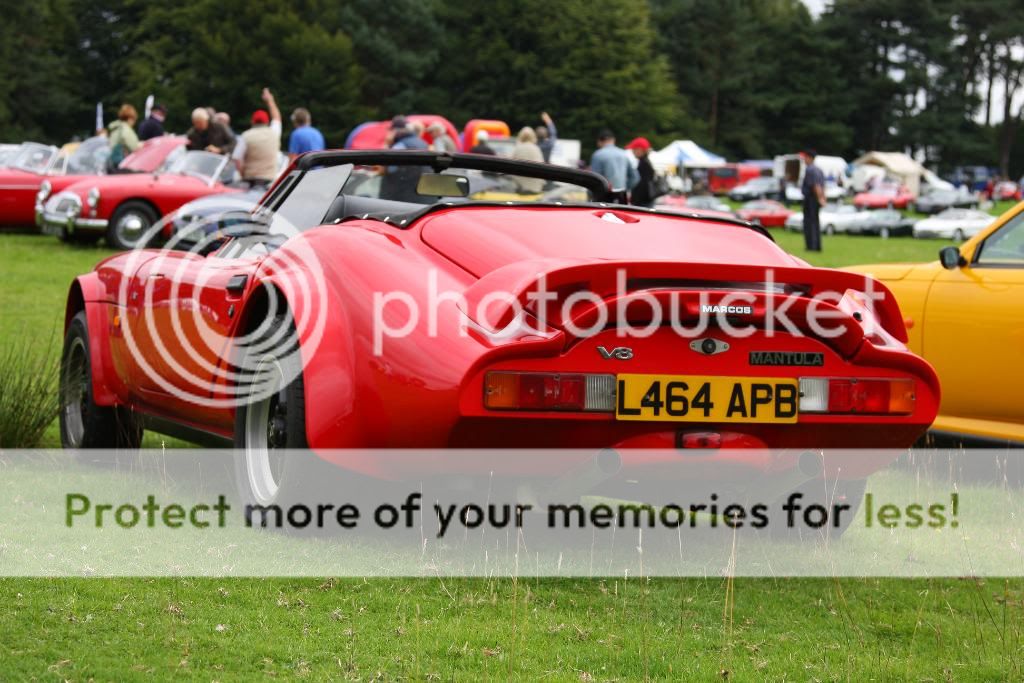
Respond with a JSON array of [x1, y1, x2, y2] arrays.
[[512, 126, 544, 193], [107, 104, 140, 170]]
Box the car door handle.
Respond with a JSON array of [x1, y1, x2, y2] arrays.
[[226, 274, 248, 294]]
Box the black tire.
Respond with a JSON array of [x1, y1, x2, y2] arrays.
[[953, 228, 965, 241], [232, 315, 347, 530], [59, 311, 142, 450], [107, 200, 159, 250], [824, 224, 836, 235], [773, 478, 867, 541]]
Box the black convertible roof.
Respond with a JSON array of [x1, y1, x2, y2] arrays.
[[284, 150, 774, 241], [293, 149, 613, 200]]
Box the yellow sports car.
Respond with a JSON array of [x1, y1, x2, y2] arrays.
[[847, 201, 1024, 445]]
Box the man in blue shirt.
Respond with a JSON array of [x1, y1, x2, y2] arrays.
[[288, 107, 326, 160], [800, 148, 826, 252], [589, 129, 638, 203]]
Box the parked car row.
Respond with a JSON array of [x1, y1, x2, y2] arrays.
[[785, 204, 993, 240], [0, 133, 292, 250]]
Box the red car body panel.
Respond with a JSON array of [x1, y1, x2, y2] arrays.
[[0, 167, 49, 225], [736, 200, 791, 227], [69, 186, 940, 484]]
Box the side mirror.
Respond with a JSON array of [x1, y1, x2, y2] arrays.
[[939, 246, 965, 270]]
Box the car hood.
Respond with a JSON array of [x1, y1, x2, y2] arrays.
[[418, 206, 798, 278], [61, 172, 208, 198]]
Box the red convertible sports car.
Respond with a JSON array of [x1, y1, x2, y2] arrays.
[[39, 145, 240, 249], [736, 199, 791, 227], [59, 151, 939, 516]]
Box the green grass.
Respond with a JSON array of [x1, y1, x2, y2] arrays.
[[1, 218, 1022, 680], [2, 576, 1020, 680]]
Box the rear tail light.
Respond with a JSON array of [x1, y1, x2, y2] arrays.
[[798, 377, 915, 415], [484, 372, 615, 412]]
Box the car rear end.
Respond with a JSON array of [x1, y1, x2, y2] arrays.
[[444, 261, 938, 491]]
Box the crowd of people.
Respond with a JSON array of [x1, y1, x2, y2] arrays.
[[98, 94, 671, 208], [99, 89, 327, 187]]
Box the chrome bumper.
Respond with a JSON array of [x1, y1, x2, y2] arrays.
[[37, 206, 108, 236]]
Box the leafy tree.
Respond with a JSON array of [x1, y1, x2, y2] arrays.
[[334, 0, 444, 117], [428, 0, 689, 150], [123, 0, 363, 146], [0, 0, 82, 141]]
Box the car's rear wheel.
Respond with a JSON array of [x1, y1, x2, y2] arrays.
[[233, 315, 346, 528], [824, 224, 836, 235], [953, 228, 965, 241], [107, 201, 158, 250], [59, 311, 142, 450]]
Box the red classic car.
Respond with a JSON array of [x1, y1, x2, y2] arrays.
[[60, 151, 938, 524], [32, 136, 188, 233], [992, 181, 1022, 201], [39, 147, 241, 249], [736, 199, 791, 227], [0, 142, 62, 226], [853, 183, 915, 209]]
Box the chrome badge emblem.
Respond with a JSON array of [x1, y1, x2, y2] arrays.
[[690, 338, 730, 356], [597, 346, 633, 360]]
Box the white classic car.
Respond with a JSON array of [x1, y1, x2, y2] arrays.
[[784, 181, 847, 203], [912, 208, 994, 240], [784, 203, 875, 234]]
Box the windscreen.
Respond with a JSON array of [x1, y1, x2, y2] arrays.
[[168, 150, 225, 183], [270, 161, 598, 231], [12, 143, 56, 173], [65, 137, 111, 175]]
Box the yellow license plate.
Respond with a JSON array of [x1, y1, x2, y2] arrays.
[[615, 374, 799, 423]]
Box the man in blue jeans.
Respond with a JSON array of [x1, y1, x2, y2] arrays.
[[287, 107, 326, 160]]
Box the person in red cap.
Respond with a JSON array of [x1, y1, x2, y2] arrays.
[[233, 87, 282, 187], [625, 137, 656, 207]]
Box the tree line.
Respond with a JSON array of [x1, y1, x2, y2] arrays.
[[2, 0, 1022, 177]]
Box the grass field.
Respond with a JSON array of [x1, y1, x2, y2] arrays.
[[1, 208, 1020, 679]]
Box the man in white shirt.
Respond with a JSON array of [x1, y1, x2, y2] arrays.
[[232, 88, 282, 186]]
